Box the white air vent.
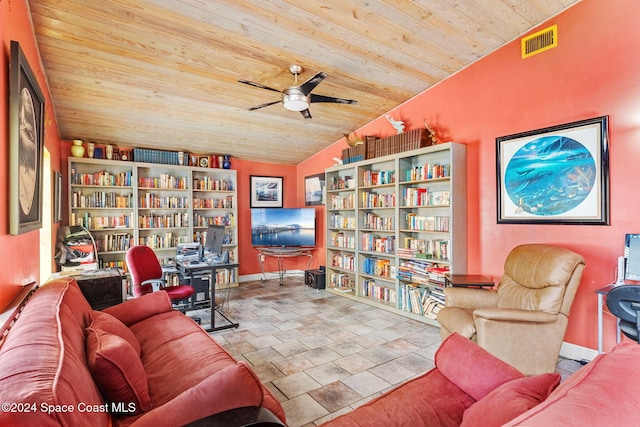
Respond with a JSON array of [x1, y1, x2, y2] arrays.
[[522, 25, 557, 59]]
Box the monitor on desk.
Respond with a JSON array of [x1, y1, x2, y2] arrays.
[[203, 224, 228, 263]]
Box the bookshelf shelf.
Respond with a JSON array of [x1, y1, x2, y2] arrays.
[[68, 158, 238, 287], [325, 143, 467, 326]]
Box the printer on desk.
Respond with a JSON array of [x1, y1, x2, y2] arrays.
[[176, 225, 229, 266], [175, 242, 202, 264]]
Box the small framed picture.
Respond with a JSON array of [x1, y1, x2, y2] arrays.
[[250, 175, 283, 208], [304, 173, 325, 206]]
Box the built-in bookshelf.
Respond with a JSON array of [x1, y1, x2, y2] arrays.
[[325, 142, 467, 326], [68, 158, 239, 288]]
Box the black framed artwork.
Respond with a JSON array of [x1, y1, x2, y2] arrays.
[[250, 175, 283, 208], [9, 40, 45, 235], [496, 116, 609, 225]]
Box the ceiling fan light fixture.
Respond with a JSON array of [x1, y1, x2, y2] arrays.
[[283, 88, 309, 111]]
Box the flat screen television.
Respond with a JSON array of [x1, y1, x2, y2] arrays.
[[251, 208, 316, 247]]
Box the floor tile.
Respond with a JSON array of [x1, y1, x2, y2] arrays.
[[208, 277, 582, 427]]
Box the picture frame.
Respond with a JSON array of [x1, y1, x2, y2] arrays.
[[250, 175, 283, 208], [54, 170, 63, 223], [304, 173, 325, 206], [9, 40, 45, 235], [496, 116, 609, 225]]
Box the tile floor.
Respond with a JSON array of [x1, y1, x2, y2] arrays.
[[199, 276, 582, 427]]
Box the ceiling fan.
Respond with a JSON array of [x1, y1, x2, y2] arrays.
[[238, 64, 358, 119]]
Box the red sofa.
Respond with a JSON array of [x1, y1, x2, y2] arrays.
[[320, 333, 640, 427], [0, 277, 286, 426]]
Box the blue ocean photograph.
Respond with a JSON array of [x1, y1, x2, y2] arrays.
[[504, 136, 596, 216]]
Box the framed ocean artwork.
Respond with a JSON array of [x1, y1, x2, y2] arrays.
[[496, 116, 609, 225]]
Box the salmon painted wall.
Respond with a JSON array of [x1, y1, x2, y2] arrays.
[[300, 0, 640, 352], [0, 0, 61, 310]]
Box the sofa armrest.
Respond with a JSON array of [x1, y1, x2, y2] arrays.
[[473, 308, 558, 324], [184, 406, 286, 427], [129, 362, 266, 427], [103, 291, 173, 326], [444, 287, 499, 310]]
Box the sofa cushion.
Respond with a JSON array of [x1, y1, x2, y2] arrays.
[[86, 326, 151, 414], [103, 290, 172, 326], [129, 362, 265, 427], [460, 373, 561, 427], [436, 333, 524, 401], [91, 310, 141, 356], [0, 278, 109, 426], [504, 342, 640, 426], [318, 368, 476, 427]]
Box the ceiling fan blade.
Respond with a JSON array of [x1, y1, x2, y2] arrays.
[[238, 79, 282, 93], [248, 100, 282, 111], [298, 72, 327, 96], [310, 94, 358, 104], [300, 109, 312, 119]]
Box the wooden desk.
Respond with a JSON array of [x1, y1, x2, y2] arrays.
[[444, 274, 494, 289]]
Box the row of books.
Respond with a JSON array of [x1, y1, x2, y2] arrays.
[[139, 194, 189, 209], [404, 213, 450, 232], [133, 148, 183, 165], [330, 175, 355, 190], [193, 177, 234, 191], [362, 279, 397, 303], [71, 213, 132, 230], [329, 272, 355, 291], [399, 284, 444, 318], [365, 129, 435, 160], [138, 213, 189, 229], [98, 259, 128, 272], [193, 195, 233, 209], [402, 188, 451, 207], [330, 232, 356, 249], [138, 174, 189, 190], [361, 190, 396, 208], [404, 162, 451, 182], [362, 169, 396, 186], [397, 259, 450, 286], [341, 144, 366, 164], [362, 257, 394, 278], [71, 191, 133, 209], [329, 213, 356, 229], [401, 237, 450, 261], [361, 212, 395, 230], [70, 169, 133, 187], [96, 232, 132, 253], [193, 213, 232, 227], [138, 233, 191, 249], [361, 233, 396, 254], [330, 193, 355, 209], [330, 253, 356, 271]]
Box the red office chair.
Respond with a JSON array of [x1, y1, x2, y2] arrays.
[[126, 245, 195, 310]]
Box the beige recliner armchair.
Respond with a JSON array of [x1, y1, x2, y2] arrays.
[[437, 244, 585, 375]]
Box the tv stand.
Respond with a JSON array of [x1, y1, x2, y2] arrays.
[[256, 247, 314, 286]]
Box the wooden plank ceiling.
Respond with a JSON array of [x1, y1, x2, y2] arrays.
[[29, 0, 579, 165]]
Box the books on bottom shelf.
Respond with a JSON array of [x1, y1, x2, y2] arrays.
[[401, 284, 445, 319]]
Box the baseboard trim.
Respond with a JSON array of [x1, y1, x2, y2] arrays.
[[239, 270, 305, 283], [560, 341, 598, 362]]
